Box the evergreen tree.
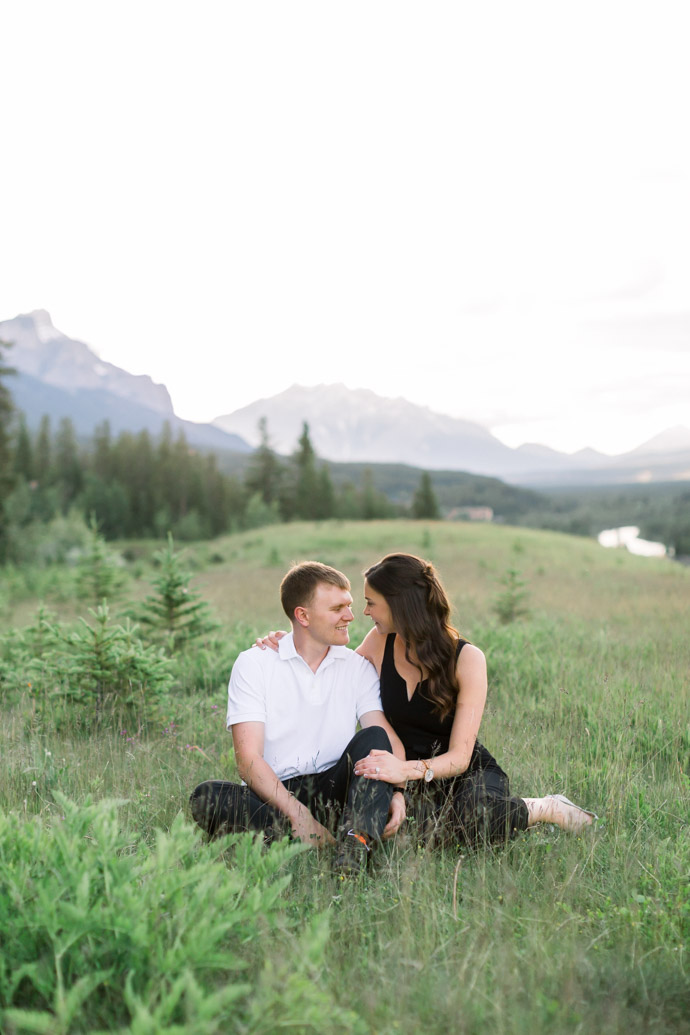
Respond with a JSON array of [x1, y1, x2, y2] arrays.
[[201, 453, 243, 536], [244, 491, 281, 529], [55, 416, 82, 507], [79, 474, 130, 539], [412, 471, 440, 519], [111, 431, 136, 534], [130, 429, 156, 534], [135, 534, 218, 649], [361, 468, 377, 520], [335, 480, 361, 519], [315, 464, 335, 519], [171, 431, 193, 519], [34, 415, 52, 484], [0, 340, 16, 559], [49, 604, 173, 714], [77, 516, 127, 607], [492, 567, 530, 625], [360, 468, 394, 520], [0, 340, 15, 498], [92, 420, 113, 480], [13, 414, 33, 480], [293, 422, 321, 520], [153, 420, 176, 524], [244, 417, 283, 506]]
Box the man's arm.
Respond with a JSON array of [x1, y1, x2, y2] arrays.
[[232, 721, 334, 846]]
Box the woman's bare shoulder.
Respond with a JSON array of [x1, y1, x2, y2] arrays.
[[456, 641, 487, 674], [356, 627, 387, 669]]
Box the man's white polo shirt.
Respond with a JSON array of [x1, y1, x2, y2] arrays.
[[226, 631, 383, 780]]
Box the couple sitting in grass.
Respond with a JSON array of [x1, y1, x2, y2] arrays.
[[190, 555, 596, 875]]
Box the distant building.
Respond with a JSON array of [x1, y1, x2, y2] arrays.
[[447, 506, 494, 522]]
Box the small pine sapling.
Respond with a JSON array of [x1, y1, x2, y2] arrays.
[[76, 515, 126, 608], [492, 567, 530, 625], [45, 604, 173, 717], [136, 534, 218, 650]]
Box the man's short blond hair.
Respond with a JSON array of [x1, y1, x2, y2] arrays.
[[280, 561, 350, 621]]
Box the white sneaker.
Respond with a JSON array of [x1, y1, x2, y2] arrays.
[[547, 793, 599, 834]]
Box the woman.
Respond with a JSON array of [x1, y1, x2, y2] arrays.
[[258, 553, 597, 847], [352, 553, 596, 847]]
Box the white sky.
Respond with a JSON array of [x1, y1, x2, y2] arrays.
[[2, 0, 689, 455]]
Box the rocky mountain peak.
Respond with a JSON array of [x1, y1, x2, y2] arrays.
[[0, 310, 174, 417], [31, 309, 63, 344], [213, 383, 559, 475]]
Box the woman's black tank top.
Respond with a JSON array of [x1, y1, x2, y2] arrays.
[[379, 633, 494, 772]]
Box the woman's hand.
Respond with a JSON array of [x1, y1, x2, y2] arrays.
[[253, 630, 287, 652], [354, 748, 408, 786]]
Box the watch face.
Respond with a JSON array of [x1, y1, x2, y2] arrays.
[[424, 767, 434, 782]]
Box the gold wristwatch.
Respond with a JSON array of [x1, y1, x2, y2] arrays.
[[420, 759, 434, 783]]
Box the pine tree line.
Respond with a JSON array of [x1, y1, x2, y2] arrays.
[[4, 414, 244, 544], [0, 401, 441, 558]]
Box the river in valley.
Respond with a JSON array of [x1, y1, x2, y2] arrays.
[[597, 525, 669, 558]]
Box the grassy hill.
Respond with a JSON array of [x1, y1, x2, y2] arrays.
[[1, 520, 689, 1033]]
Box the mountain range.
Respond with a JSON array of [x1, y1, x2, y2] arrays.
[[213, 385, 690, 485], [0, 311, 251, 454], [2, 310, 689, 486]]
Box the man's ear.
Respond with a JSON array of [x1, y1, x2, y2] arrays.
[[294, 606, 309, 627]]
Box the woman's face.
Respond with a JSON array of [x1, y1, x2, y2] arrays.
[[363, 580, 396, 635]]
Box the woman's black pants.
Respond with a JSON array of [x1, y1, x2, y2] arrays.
[[408, 765, 529, 848]]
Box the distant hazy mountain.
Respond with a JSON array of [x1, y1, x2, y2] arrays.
[[1, 310, 251, 453], [213, 384, 690, 485], [622, 425, 690, 456], [215, 383, 513, 468], [213, 384, 602, 480], [526, 427, 690, 486]]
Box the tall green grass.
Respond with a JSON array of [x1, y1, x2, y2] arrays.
[[1, 521, 689, 1033]]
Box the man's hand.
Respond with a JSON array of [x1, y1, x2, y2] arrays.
[[234, 723, 333, 848], [382, 791, 406, 840], [290, 809, 335, 847]]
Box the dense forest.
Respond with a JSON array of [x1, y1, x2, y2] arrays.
[[0, 409, 421, 560]]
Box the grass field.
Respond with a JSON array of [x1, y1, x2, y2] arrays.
[[1, 520, 689, 1034]]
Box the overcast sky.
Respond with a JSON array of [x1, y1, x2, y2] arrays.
[[2, 1, 689, 455]]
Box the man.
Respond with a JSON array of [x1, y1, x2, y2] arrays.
[[190, 561, 406, 874]]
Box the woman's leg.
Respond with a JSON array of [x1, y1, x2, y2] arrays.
[[423, 768, 528, 848], [522, 795, 597, 833]]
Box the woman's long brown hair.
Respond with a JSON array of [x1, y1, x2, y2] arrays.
[[364, 553, 462, 720]]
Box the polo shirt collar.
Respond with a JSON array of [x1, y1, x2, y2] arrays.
[[278, 632, 299, 660], [278, 631, 350, 665]]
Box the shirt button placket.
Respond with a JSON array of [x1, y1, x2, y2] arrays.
[[309, 673, 320, 705]]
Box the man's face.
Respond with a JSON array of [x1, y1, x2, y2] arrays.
[[299, 582, 354, 647]]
